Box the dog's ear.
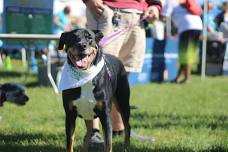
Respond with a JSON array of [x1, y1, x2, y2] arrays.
[[93, 30, 104, 43], [58, 32, 66, 50]]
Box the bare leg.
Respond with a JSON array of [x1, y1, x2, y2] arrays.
[[92, 118, 100, 130], [174, 64, 184, 83], [82, 120, 93, 152], [112, 103, 124, 132], [183, 64, 191, 83], [92, 104, 125, 133]]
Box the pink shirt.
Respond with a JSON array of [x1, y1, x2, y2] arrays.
[[103, 0, 161, 12]]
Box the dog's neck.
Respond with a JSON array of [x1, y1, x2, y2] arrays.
[[92, 48, 102, 65], [58, 56, 105, 91]]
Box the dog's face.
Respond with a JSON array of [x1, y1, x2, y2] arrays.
[[0, 83, 29, 106], [58, 29, 103, 70]]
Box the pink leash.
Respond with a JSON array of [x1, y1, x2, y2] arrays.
[[98, 16, 147, 46]]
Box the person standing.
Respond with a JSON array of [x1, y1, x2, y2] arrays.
[[162, 0, 203, 84], [82, 0, 162, 147], [215, 1, 228, 38], [53, 5, 73, 35]]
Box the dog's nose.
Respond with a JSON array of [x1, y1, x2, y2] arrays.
[[82, 44, 87, 49]]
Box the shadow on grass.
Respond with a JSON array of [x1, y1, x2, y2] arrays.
[[0, 71, 41, 88], [131, 112, 228, 130], [88, 142, 195, 152], [0, 71, 23, 78], [0, 145, 64, 152], [1, 133, 227, 152], [25, 81, 40, 88], [152, 146, 228, 152], [91, 142, 228, 152], [0, 133, 64, 152]]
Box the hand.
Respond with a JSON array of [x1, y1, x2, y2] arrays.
[[85, 0, 105, 16], [63, 24, 73, 32], [143, 6, 160, 24]]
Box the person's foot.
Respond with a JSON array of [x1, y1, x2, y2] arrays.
[[170, 79, 181, 84], [88, 130, 104, 148], [170, 79, 177, 83], [171, 77, 184, 84]]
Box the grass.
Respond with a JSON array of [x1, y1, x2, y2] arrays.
[[0, 62, 228, 152]]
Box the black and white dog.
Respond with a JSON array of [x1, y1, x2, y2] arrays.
[[0, 83, 29, 107], [58, 29, 131, 152]]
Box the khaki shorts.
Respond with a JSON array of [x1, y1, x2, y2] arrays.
[[86, 6, 146, 72]]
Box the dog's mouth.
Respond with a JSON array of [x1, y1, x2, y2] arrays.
[[68, 47, 97, 70]]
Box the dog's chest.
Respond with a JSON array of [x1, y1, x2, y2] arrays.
[[73, 81, 96, 120]]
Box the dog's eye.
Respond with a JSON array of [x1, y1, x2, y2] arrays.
[[88, 40, 94, 45], [84, 31, 93, 40]]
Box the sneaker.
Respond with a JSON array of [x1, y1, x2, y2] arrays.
[[88, 131, 105, 148]]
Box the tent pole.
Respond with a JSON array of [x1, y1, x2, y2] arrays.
[[201, 0, 208, 79]]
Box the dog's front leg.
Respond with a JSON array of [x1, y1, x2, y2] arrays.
[[65, 111, 77, 152], [81, 120, 93, 152], [99, 104, 112, 152], [63, 89, 79, 152]]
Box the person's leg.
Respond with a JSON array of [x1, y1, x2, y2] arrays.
[[112, 102, 125, 135], [176, 31, 190, 83], [174, 64, 184, 83], [92, 118, 100, 130], [86, 6, 113, 146], [178, 64, 191, 83], [112, 13, 145, 135], [184, 64, 191, 83], [86, 6, 126, 145], [182, 30, 201, 83]]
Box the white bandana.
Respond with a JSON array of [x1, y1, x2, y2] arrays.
[[72, 81, 96, 120], [58, 58, 105, 91]]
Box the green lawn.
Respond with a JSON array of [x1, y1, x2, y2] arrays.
[[0, 64, 228, 152]]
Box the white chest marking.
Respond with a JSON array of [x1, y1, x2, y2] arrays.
[[73, 81, 96, 120]]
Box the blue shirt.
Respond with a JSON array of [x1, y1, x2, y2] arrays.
[[53, 11, 71, 34]]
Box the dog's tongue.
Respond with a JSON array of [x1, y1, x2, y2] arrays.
[[76, 56, 89, 68]]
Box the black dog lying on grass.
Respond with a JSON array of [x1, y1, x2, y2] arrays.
[[0, 83, 29, 107], [58, 28, 131, 152]]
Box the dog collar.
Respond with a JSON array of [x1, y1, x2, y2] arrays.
[[58, 58, 105, 91]]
